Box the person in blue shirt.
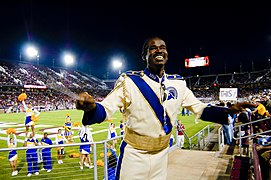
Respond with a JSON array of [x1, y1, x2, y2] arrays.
[[40, 132, 53, 172], [24, 133, 39, 177]]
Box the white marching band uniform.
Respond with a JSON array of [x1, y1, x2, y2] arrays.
[[82, 69, 229, 180], [22, 101, 40, 126]]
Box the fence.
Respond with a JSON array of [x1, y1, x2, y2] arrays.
[[0, 136, 123, 180], [232, 117, 271, 180], [218, 126, 225, 152], [0, 134, 178, 180], [188, 124, 215, 150]]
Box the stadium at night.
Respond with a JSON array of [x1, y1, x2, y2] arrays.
[[0, 2, 271, 180]]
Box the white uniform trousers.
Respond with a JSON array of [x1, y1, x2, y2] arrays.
[[117, 142, 168, 180]]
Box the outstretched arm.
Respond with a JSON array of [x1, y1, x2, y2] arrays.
[[13, 134, 17, 147], [76, 92, 96, 112], [76, 92, 106, 125], [7, 134, 10, 146], [22, 100, 27, 111], [33, 109, 40, 117], [200, 102, 256, 124]]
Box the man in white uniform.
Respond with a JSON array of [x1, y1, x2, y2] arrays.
[[76, 36, 253, 180]]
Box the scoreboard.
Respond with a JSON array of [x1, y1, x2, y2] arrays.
[[185, 56, 209, 68]]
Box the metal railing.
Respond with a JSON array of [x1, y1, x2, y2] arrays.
[[0, 134, 179, 180], [232, 116, 271, 180], [188, 125, 214, 150], [218, 126, 225, 152], [0, 136, 123, 180], [233, 117, 271, 140]]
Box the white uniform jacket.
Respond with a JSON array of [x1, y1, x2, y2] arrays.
[[82, 68, 228, 150]]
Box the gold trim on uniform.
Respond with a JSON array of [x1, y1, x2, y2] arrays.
[[124, 127, 170, 152]]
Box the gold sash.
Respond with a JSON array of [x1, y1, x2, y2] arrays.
[[124, 127, 170, 152]]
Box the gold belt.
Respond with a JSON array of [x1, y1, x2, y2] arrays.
[[124, 127, 170, 152]]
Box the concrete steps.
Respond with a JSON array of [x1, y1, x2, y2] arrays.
[[167, 148, 233, 180]]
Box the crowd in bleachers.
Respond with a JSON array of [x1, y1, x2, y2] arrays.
[[186, 69, 271, 89], [0, 61, 110, 112], [1, 60, 271, 113], [215, 90, 271, 179]]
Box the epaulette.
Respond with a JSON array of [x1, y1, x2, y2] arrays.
[[167, 74, 184, 80], [125, 70, 144, 77]]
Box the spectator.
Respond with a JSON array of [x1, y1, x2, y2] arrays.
[[236, 108, 251, 155], [253, 99, 271, 117], [176, 120, 185, 149]]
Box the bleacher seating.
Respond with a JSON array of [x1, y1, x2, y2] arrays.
[[230, 156, 250, 180]]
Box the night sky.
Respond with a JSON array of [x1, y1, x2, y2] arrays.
[[0, 1, 270, 79]]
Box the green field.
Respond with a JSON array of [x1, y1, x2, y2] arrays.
[[0, 110, 213, 179]]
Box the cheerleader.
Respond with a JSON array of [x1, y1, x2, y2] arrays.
[[55, 129, 68, 164], [7, 132, 18, 176], [109, 123, 117, 151], [79, 125, 94, 169], [22, 100, 40, 138], [63, 114, 73, 142]]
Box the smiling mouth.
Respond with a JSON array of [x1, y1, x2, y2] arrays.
[[155, 55, 164, 60]]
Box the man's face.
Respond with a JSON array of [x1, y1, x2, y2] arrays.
[[145, 38, 168, 68], [44, 133, 48, 139]]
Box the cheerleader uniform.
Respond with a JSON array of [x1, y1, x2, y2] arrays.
[[64, 122, 72, 137], [7, 134, 17, 161], [22, 101, 40, 126], [79, 126, 93, 154]]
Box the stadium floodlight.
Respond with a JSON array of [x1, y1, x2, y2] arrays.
[[112, 58, 123, 74], [25, 45, 39, 65], [26, 46, 38, 58], [63, 53, 75, 66]]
